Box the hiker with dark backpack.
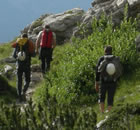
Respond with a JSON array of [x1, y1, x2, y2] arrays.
[[12, 33, 35, 102], [95, 45, 122, 113], [36, 25, 56, 74]]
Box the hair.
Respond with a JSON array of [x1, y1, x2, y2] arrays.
[[104, 45, 112, 55], [21, 33, 28, 38], [45, 25, 50, 29]]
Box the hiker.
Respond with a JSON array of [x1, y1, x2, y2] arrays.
[[95, 45, 122, 113], [12, 33, 35, 102], [36, 25, 56, 74]]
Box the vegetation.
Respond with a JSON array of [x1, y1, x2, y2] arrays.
[[34, 12, 140, 105], [0, 7, 140, 129], [0, 42, 17, 103], [0, 42, 13, 60], [30, 19, 43, 31]]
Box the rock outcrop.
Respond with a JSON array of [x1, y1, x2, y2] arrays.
[[21, 0, 140, 44], [74, 0, 140, 36], [21, 8, 85, 44]]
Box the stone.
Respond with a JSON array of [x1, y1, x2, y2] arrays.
[[0, 57, 16, 64], [20, 0, 140, 44], [31, 64, 41, 72], [21, 8, 85, 44], [4, 65, 13, 73]]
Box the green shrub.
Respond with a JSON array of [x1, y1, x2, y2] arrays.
[[34, 13, 140, 105], [0, 75, 17, 103], [0, 43, 13, 60], [0, 99, 97, 130], [104, 103, 140, 130], [30, 19, 43, 30]]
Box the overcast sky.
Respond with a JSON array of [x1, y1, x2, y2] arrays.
[[0, 0, 93, 43]]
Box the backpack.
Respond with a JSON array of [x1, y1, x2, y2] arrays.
[[12, 38, 35, 59], [98, 55, 122, 82], [40, 30, 53, 48], [13, 38, 30, 62]]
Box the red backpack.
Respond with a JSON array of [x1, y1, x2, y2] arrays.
[[40, 30, 53, 48]]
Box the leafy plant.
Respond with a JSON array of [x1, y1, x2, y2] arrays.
[[34, 12, 140, 106]]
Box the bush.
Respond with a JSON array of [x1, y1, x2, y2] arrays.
[[0, 99, 97, 130], [34, 13, 140, 105], [104, 103, 140, 130]]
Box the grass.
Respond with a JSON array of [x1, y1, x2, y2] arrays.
[[0, 42, 17, 103], [0, 42, 13, 60], [0, 75, 17, 104]]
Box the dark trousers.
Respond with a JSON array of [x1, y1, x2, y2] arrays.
[[99, 81, 117, 106], [40, 48, 53, 72], [16, 67, 31, 97]]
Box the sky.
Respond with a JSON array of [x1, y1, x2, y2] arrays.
[[0, 0, 93, 43]]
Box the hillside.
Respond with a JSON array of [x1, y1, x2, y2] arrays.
[[0, 11, 140, 129], [0, 0, 140, 129]]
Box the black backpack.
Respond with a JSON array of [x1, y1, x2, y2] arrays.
[[98, 55, 122, 82]]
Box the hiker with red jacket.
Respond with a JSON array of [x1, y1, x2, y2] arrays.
[[36, 25, 56, 74], [12, 33, 35, 102]]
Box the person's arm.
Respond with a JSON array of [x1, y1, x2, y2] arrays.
[[36, 31, 42, 53], [95, 56, 104, 92], [11, 42, 17, 48], [28, 40, 35, 54], [52, 32, 56, 48]]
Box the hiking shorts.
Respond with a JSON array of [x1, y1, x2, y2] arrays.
[[98, 81, 117, 106]]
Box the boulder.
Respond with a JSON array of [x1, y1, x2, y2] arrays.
[[21, 0, 140, 44], [3, 65, 15, 79], [21, 8, 85, 44], [4, 65, 13, 73], [73, 0, 140, 36]]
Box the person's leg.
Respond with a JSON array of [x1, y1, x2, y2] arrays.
[[17, 70, 23, 101], [46, 58, 51, 71], [40, 48, 46, 73], [46, 48, 53, 71], [100, 102, 105, 113], [107, 82, 117, 112], [23, 68, 31, 94], [108, 106, 112, 112], [99, 83, 107, 113], [41, 57, 46, 73]]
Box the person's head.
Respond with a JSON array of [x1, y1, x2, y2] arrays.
[[104, 45, 112, 55], [21, 33, 28, 38], [45, 25, 50, 32]]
